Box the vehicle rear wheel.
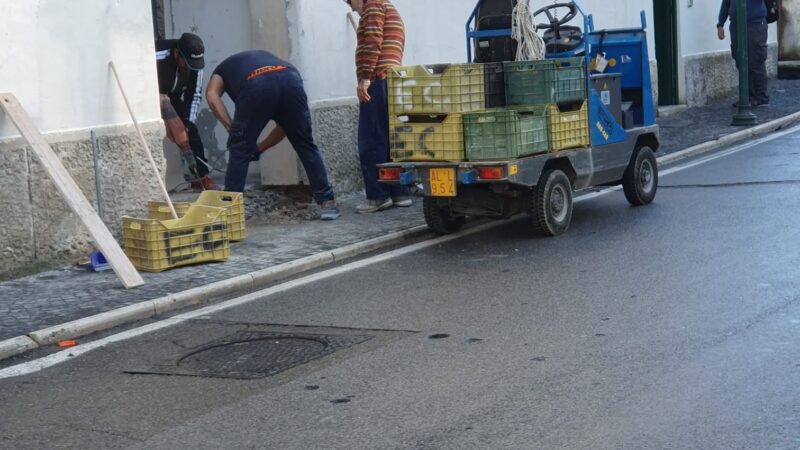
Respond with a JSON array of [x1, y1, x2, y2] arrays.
[[532, 169, 573, 236], [423, 197, 466, 235], [622, 146, 658, 206]]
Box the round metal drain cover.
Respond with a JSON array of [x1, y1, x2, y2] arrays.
[[178, 337, 327, 378]]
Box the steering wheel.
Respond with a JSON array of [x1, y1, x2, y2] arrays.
[[532, 2, 583, 54], [533, 3, 578, 32]]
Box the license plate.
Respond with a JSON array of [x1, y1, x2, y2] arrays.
[[429, 168, 456, 197]]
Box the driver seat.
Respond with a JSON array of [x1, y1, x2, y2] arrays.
[[542, 26, 584, 54]]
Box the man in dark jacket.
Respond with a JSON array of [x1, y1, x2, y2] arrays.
[[156, 33, 218, 190], [717, 0, 769, 107]]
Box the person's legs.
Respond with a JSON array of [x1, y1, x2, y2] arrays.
[[224, 82, 277, 192], [367, 77, 409, 202], [183, 119, 210, 177], [273, 71, 335, 205], [358, 78, 394, 203], [748, 20, 770, 105]]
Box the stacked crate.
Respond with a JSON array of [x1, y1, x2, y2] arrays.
[[123, 205, 230, 273], [147, 191, 247, 242], [387, 57, 589, 163], [388, 63, 505, 162], [464, 106, 549, 161], [503, 57, 589, 151]]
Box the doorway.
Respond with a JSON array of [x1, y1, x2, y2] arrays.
[[653, 0, 679, 105]]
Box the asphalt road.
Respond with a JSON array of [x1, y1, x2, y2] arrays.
[[2, 129, 800, 449]]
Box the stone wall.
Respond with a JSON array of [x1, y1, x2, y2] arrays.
[[309, 98, 363, 195], [0, 122, 166, 276], [683, 43, 779, 106]]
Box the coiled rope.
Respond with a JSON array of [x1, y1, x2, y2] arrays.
[[511, 0, 546, 61]]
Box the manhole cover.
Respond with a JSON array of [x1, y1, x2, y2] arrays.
[[179, 336, 327, 377], [127, 331, 373, 379]]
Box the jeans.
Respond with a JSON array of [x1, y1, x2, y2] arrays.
[[224, 69, 335, 204], [358, 77, 408, 201], [182, 118, 209, 177], [730, 19, 769, 105]]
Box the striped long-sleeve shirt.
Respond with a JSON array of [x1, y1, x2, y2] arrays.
[[356, 0, 405, 82]]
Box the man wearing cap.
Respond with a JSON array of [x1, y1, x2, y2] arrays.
[[156, 33, 218, 191], [205, 50, 340, 220]]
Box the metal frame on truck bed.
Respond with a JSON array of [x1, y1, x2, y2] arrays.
[[379, 1, 660, 237]]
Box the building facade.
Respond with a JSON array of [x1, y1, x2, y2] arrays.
[[0, 0, 784, 275], [0, 0, 165, 276]]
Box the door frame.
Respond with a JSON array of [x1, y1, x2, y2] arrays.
[[653, 0, 679, 105]]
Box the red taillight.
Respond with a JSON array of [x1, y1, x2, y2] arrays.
[[476, 167, 504, 180], [379, 168, 402, 181]]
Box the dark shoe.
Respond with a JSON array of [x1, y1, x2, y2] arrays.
[[356, 198, 393, 213], [392, 196, 413, 207], [320, 200, 340, 221]]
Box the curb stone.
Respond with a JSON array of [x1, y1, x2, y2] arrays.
[[659, 111, 800, 165], [0, 225, 428, 362], [3, 111, 800, 363], [0, 336, 39, 360]]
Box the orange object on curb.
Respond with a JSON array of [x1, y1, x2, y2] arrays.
[[57, 340, 78, 348]]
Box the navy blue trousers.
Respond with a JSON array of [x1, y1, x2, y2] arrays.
[[224, 69, 335, 203], [359, 77, 407, 201], [730, 20, 770, 105]]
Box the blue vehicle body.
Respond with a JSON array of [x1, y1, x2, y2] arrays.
[[466, 1, 656, 146]]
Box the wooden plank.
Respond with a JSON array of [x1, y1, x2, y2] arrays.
[[0, 93, 145, 289]]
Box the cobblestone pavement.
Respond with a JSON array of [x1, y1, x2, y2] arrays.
[[1, 79, 799, 341], [0, 194, 425, 341]]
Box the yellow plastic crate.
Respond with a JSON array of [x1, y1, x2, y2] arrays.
[[388, 64, 485, 115], [148, 191, 246, 242], [389, 114, 465, 162], [548, 101, 590, 151], [124, 205, 230, 272]]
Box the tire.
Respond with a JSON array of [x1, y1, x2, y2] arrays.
[[622, 147, 658, 206], [423, 197, 466, 235], [532, 169, 573, 236]]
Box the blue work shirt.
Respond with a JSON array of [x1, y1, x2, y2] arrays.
[[212, 50, 294, 102], [718, 0, 767, 27]]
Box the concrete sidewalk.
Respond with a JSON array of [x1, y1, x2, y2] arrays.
[[1, 80, 800, 360]]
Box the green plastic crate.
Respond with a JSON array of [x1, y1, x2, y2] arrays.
[[504, 57, 586, 106], [464, 106, 549, 161]]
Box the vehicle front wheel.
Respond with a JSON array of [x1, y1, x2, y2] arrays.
[[622, 146, 658, 206], [423, 197, 466, 235], [531, 169, 573, 237]]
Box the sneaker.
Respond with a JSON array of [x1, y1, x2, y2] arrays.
[[320, 200, 340, 221], [392, 197, 413, 207], [356, 198, 393, 214]]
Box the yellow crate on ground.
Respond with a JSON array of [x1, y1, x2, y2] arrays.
[[388, 64, 485, 115], [124, 205, 230, 273], [148, 191, 246, 242], [389, 114, 465, 162], [548, 101, 590, 151]]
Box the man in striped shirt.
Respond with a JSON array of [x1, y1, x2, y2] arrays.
[[156, 33, 218, 191], [346, 0, 411, 213]]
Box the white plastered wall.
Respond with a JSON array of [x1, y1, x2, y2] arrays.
[[0, 0, 161, 139], [677, 0, 778, 103], [289, 0, 657, 103]]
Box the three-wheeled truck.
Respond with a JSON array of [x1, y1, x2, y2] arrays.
[[378, 1, 660, 236]]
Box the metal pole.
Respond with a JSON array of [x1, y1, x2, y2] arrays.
[[90, 130, 103, 218], [732, 0, 757, 126]]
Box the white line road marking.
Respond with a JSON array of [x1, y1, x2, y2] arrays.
[[3, 125, 799, 380]]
